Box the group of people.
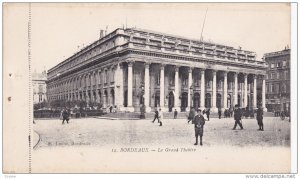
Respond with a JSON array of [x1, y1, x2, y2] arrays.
[[187, 108, 210, 123], [189, 104, 265, 146], [218, 108, 233, 119]]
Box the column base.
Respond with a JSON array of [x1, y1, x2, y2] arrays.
[[186, 107, 191, 112], [158, 107, 168, 112], [200, 106, 206, 111], [210, 107, 218, 113], [263, 107, 267, 112], [119, 106, 135, 112]]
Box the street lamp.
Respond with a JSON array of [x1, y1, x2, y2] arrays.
[[140, 82, 145, 119], [189, 85, 194, 110]]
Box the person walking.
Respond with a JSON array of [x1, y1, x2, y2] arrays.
[[193, 109, 205, 146], [174, 109, 178, 119], [206, 108, 210, 121], [152, 108, 159, 123], [158, 108, 163, 126], [62, 108, 70, 124], [229, 107, 233, 117], [187, 107, 196, 124], [202, 109, 208, 121], [232, 105, 243, 130], [218, 108, 222, 119], [256, 104, 264, 131]]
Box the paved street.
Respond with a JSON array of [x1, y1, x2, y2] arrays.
[[34, 116, 290, 148], [31, 116, 291, 173]]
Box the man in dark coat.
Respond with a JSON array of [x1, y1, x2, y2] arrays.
[[206, 108, 210, 121], [62, 108, 70, 124], [174, 109, 178, 119], [218, 108, 222, 119], [152, 109, 159, 123], [257, 105, 264, 131], [232, 105, 243, 130], [193, 109, 205, 146]]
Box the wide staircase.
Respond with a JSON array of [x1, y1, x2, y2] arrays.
[[95, 111, 221, 120]]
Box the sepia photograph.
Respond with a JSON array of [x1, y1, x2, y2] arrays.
[[2, 2, 297, 175]]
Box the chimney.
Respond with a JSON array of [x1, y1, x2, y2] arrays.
[[100, 30, 104, 39]]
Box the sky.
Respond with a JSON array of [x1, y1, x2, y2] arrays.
[[30, 3, 291, 73]]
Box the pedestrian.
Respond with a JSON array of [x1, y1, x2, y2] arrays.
[[229, 107, 233, 117], [174, 109, 178, 119], [232, 104, 243, 130], [202, 109, 208, 121], [206, 108, 210, 121], [256, 104, 264, 131], [62, 108, 70, 124], [109, 105, 113, 113], [158, 108, 163, 126], [152, 108, 159, 123], [187, 107, 195, 124], [193, 109, 205, 146], [218, 108, 222, 119]]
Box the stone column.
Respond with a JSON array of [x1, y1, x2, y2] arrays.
[[262, 75, 267, 111], [118, 64, 125, 111], [211, 70, 217, 112], [96, 70, 101, 103], [234, 72, 238, 106], [253, 75, 257, 109], [223, 71, 228, 109], [159, 64, 166, 111], [200, 69, 205, 110], [173, 66, 180, 112], [244, 73, 248, 108], [187, 67, 193, 111], [144, 63, 151, 112], [127, 62, 134, 112]]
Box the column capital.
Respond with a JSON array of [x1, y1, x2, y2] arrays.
[[200, 69, 205, 74], [160, 64, 166, 70], [111, 64, 118, 70], [174, 65, 180, 72], [127, 60, 134, 67], [212, 70, 217, 75], [188, 67, 193, 73], [253, 74, 257, 79], [223, 71, 228, 76], [145, 62, 151, 68]]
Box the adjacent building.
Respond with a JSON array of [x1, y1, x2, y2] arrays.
[[264, 48, 290, 112], [32, 70, 47, 104], [46, 28, 267, 112]]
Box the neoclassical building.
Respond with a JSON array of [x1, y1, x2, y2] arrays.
[[47, 28, 267, 112], [33, 70, 47, 104]]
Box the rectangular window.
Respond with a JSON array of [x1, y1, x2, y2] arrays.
[[271, 63, 275, 68], [283, 61, 286, 67]]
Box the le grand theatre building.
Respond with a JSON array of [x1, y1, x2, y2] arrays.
[[47, 28, 267, 113]]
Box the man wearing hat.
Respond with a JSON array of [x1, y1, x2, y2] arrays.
[[193, 109, 205, 145], [256, 104, 264, 131], [232, 104, 243, 130]]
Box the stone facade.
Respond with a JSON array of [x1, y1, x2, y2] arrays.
[[33, 70, 47, 104], [264, 48, 290, 112], [47, 28, 267, 112]]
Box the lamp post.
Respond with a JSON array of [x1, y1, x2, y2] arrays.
[[190, 85, 194, 109], [140, 82, 145, 119]]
